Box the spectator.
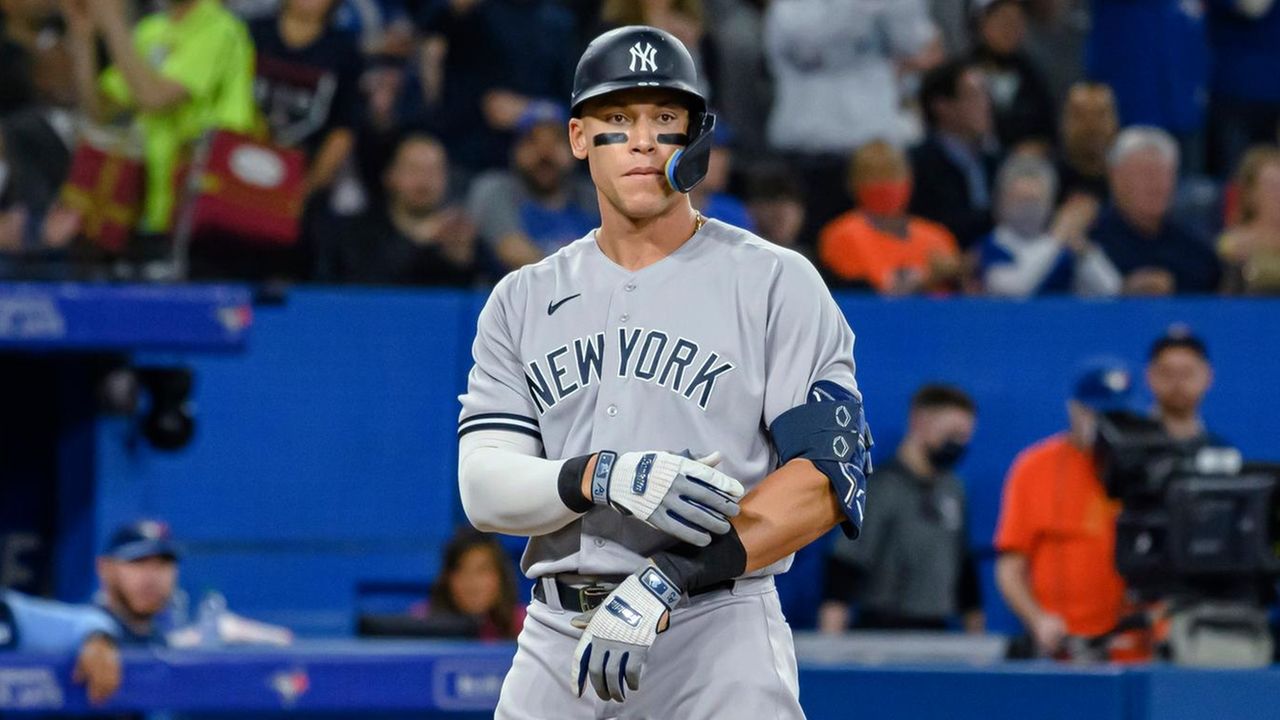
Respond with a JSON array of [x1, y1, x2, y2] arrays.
[[818, 139, 961, 294], [1206, 0, 1280, 178], [1022, 0, 1089, 104], [417, 0, 577, 172], [1056, 82, 1119, 203], [0, 133, 20, 267], [744, 163, 808, 254], [764, 0, 942, 244], [62, 0, 256, 236], [968, 0, 1057, 149], [1218, 145, 1280, 294], [1086, 0, 1209, 171], [0, 589, 122, 703], [1, 0, 75, 117], [994, 360, 1135, 657], [333, 0, 415, 57], [1145, 327, 1223, 446], [95, 519, 181, 646], [411, 529, 523, 641], [910, 59, 1000, 249], [929, 0, 972, 55], [466, 111, 597, 272], [819, 384, 983, 633], [1091, 127, 1221, 295], [0, 1, 76, 266], [979, 153, 1121, 296], [702, 0, 771, 154], [250, 0, 364, 198], [313, 132, 480, 285], [598, 0, 708, 95], [689, 122, 754, 232]]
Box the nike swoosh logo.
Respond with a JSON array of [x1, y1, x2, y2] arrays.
[[547, 293, 581, 315]]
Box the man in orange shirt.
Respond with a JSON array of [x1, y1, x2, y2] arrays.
[[993, 360, 1135, 656], [818, 140, 962, 294]]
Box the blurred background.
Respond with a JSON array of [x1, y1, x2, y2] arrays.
[[2, 0, 1280, 717]]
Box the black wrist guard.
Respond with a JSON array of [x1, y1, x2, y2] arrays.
[[558, 453, 595, 513], [652, 526, 748, 594]]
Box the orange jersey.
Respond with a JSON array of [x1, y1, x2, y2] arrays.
[[993, 434, 1126, 637], [817, 211, 959, 292]]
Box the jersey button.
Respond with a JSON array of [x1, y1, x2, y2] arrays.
[[594, 538, 607, 548], [620, 313, 630, 323], [606, 404, 618, 417], [624, 282, 636, 292]]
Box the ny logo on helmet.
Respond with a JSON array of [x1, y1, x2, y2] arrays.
[[629, 42, 658, 72]]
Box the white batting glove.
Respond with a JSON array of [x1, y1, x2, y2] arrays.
[[591, 450, 744, 546], [570, 564, 681, 702]]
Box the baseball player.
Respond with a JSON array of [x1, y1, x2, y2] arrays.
[[457, 25, 871, 719]]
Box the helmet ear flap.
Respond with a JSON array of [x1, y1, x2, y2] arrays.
[[665, 112, 716, 193]]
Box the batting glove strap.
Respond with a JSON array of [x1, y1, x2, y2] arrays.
[[570, 565, 683, 702]]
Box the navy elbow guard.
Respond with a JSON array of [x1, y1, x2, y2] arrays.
[[769, 381, 873, 539]]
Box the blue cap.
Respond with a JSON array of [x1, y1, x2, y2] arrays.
[[1072, 360, 1135, 412], [104, 520, 180, 562], [515, 101, 569, 138]]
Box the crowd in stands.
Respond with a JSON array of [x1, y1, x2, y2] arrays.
[[1, 0, 1278, 293]]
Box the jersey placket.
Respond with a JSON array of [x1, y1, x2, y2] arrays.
[[579, 274, 642, 564]]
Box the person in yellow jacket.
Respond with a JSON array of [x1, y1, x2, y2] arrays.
[[63, 0, 255, 234]]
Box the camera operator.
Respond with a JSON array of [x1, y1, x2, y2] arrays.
[[993, 361, 1135, 657], [1145, 328, 1224, 447]]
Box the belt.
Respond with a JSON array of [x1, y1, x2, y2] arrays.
[[532, 575, 736, 613]]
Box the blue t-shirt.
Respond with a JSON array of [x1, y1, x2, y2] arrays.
[[701, 193, 757, 234], [1086, 0, 1209, 133], [519, 200, 598, 256], [1207, 0, 1280, 103], [0, 590, 118, 653]]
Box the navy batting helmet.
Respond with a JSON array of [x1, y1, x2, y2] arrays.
[[570, 25, 717, 194]]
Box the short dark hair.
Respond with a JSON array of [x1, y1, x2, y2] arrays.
[[745, 163, 804, 204], [911, 383, 977, 414], [1148, 328, 1210, 363], [919, 60, 978, 128]]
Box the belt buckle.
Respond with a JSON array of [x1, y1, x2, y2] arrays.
[[578, 584, 612, 611]]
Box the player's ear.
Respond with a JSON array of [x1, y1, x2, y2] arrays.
[[569, 119, 590, 161]]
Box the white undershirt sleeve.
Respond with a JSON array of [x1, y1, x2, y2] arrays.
[[458, 429, 588, 537]]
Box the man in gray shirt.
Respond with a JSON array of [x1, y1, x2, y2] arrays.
[[466, 108, 599, 273], [819, 384, 983, 632]]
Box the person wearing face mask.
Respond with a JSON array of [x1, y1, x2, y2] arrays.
[[979, 153, 1121, 297], [819, 384, 982, 634], [993, 360, 1135, 659], [817, 139, 962, 294]]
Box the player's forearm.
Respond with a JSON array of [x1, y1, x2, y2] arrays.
[[736, 459, 842, 572], [457, 431, 590, 536], [651, 459, 841, 592]]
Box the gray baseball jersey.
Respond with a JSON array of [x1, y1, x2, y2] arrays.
[[458, 218, 859, 580]]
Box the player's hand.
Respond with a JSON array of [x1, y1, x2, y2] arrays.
[[591, 450, 743, 546], [72, 632, 122, 705], [570, 564, 680, 702]]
